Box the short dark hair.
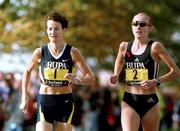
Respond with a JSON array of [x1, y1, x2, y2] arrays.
[[46, 11, 68, 29]]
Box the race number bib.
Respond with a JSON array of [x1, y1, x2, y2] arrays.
[[44, 68, 68, 80], [125, 69, 148, 81]]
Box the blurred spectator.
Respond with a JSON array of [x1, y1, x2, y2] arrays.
[[82, 87, 99, 131], [2, 72, 37, 131], [97, 88, 120, 131], [172, 101, 180, 130], [0, 107, 5, 131], [161, 96, 174, 130], [0, 72, 12, 131], [72, 86, 84, 131], [3, 73, 23, 131]]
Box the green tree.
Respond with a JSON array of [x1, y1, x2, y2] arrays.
[[0, 0, 180, 70]]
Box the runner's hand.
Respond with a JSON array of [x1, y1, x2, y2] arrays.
[[19, 100, 28, 113], [110, 75, 119, 84], [64, 73, 80, 85]]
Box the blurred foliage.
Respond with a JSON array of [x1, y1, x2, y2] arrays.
[[0, 0, 180, 84]]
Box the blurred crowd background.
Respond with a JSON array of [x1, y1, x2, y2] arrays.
[[0, 0, 180, 131]]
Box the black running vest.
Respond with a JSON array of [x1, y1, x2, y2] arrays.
[[124, 40, 159, 86], [39, 44, 74, 87]]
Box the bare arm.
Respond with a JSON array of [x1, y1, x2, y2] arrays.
[[152, 41, 180, 83], [20, 47, 41, 113], [110, 42, 127, 84], [65, 47, 95, 86]]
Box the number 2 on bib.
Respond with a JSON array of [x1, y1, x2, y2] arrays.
[[125, 69, 148, 81]]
